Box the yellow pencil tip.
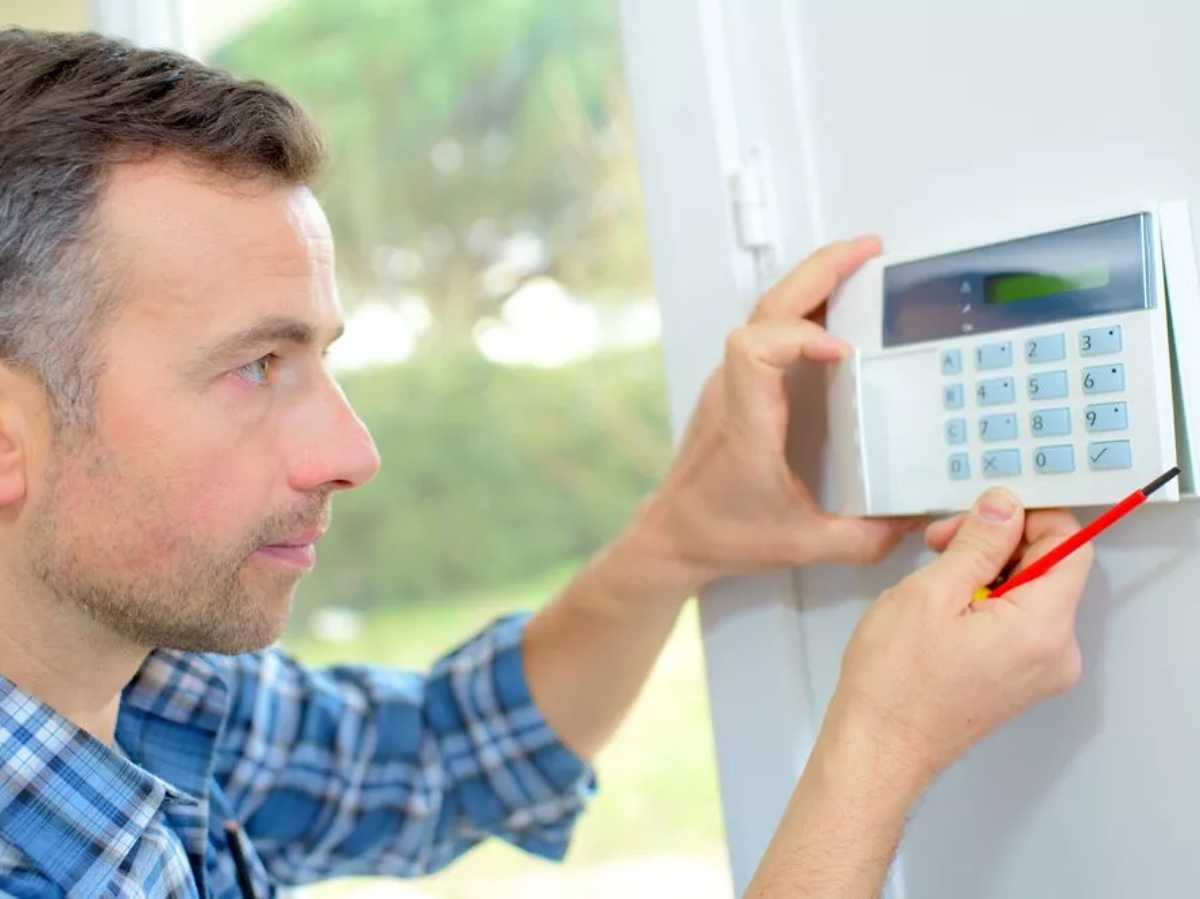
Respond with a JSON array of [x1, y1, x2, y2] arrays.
[[973, 587, 991, 602]]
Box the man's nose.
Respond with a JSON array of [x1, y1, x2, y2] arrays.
[[288, 380, 381, 493]]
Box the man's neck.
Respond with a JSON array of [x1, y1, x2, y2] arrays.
[[0, 579, 147, 745]]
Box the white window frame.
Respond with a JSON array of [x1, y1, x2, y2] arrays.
[[90, 0, 184, 48], [618, 2, 833, 895]]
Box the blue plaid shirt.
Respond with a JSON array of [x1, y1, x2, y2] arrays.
[[0, 614, 594, 898]]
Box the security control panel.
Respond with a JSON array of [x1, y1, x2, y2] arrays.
[[826, 203, 1200, 516]]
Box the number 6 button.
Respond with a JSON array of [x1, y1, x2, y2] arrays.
[[1082, 364, 1125, 394]]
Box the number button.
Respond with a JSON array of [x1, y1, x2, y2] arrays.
[[1027, 370, 1068, 400], [941, 349, 963, 375], [1087, 440, 1132, 470], [979, 413, 1017, 442], [1080, 325, 1122, 357], [1025, 334, 1066, 363], [981, 449, 1021, 478], [943, 383, 964, 410], [975, 341, 1013, 370], [976, 377, 1015, 406], [1030, 407, 1071, 437], [948, 453, 970, 480], [1082, 364, 1125, 394], [1085, 402, 1129, 432], [945, 418, 967, 445], [1033, 445, 1075, 474]]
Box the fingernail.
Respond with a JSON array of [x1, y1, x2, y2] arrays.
[[976, 489, 1016, 523]]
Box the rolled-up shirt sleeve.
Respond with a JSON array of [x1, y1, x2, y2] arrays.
[[210, 613, 596, 885]]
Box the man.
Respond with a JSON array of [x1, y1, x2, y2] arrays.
[[0, 27, 1092, 898]]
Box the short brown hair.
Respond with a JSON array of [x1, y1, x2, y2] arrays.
[[0, 27, 327, 428]]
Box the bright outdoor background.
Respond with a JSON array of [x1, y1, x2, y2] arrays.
[[190, 2, 733, 898], [0, 1, 734, 894]]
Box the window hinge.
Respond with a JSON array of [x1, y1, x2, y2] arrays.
[[729, 144, 782, 289]]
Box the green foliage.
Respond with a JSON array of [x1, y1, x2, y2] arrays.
[[291, 346, 673, 620], [209, 0, 654, 342]]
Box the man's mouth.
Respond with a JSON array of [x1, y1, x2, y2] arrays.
[[255, 526, 326, 568]]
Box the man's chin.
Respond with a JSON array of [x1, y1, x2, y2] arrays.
[[154, 589, 296, 656]]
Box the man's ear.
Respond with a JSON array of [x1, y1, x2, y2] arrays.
[[0, 364, 51, 508]]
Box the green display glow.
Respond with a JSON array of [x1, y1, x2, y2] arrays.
[[985, 263, 1110, 304]]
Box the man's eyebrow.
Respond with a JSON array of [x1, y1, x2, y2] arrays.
[[195, 316, 346, 365]]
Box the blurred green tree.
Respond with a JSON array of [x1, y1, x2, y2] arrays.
[[210, 0, 654, 349], [291, 345, 673, 618]]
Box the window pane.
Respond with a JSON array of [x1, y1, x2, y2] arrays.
[[0, 0, 90, 31], [190, 1, 731, 897]]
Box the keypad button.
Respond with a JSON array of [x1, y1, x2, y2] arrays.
[[1082, 364, 1125, 394], [982, 449, 1021, 477], [979, 413, 1017, 442], [943, 383, 964, 410], [1028, 370, 1068, 401], [975, 341, 1013, 370], [945, 418, 967, 445], [1025, 333, 1066, 363], [1080, 325, 1122, 357], [1033, 444, 1075, 474], [1084, 402, 1128, 432], [941, 349, 963, 375], [1087, 440, 1132, 470], [976, 377, 1015, 406], [1030, 407, 1071, 437], [948, 453, 970, 480]]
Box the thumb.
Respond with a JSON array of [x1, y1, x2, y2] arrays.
[[925, 488, 1025, 597]]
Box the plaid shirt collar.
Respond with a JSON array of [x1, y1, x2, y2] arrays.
[[0, 649, 229, 894]]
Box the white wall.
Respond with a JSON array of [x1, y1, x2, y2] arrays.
[[623, 1, 1200, 896]]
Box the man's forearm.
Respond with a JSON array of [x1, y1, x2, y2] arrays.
[[746, 700, 931, 898], [522, 497, 706, 761]]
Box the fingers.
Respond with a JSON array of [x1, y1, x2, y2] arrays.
[[725, 319, 849, 378], [723, 320, 848, 437], [1006, 509, 1093, 618], [924, 513, 966, 552], [805, 515, 912, 565], [750, 235, 882, 325], [918, 488, 1026, 601], [1021, 507, 1083, 549]]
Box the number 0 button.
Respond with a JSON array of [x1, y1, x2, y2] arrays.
[[948, 453, 969, 480], [1033, 445, 1074, 474]]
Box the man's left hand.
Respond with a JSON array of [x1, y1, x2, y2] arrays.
[[632, 236, 916, 593]]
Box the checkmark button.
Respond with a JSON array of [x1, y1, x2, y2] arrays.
[[1086, 440, 1131, 471]]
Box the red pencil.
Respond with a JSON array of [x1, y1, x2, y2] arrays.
[[986, 465, 1182, 599]]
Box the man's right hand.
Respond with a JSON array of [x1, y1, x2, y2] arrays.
[[746, 487, 1095, 897], [828, 486, 1095, 789]]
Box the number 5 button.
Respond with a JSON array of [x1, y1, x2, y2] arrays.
[[1028, 370, 1068, 400]]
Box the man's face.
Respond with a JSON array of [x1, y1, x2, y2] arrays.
[[22, 158, 381, 654]]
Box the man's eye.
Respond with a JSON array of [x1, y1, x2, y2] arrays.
[[238, 355, 275, 385]]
